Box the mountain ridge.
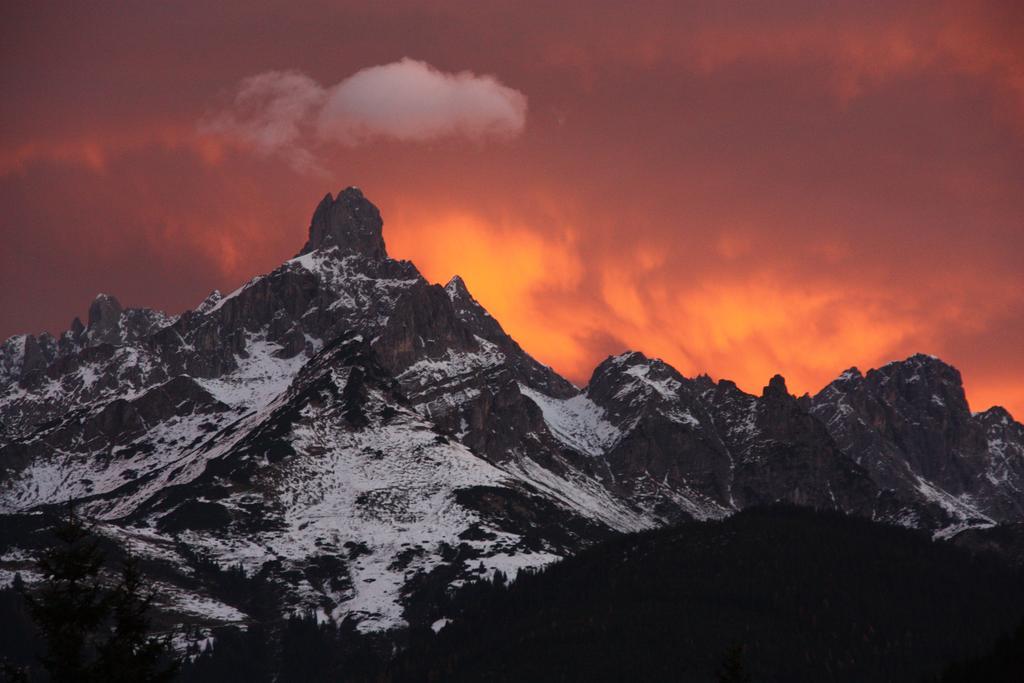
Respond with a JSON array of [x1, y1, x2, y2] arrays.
[[1, 186, 1022, 640]]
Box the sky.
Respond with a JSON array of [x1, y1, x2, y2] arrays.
[[1, 1, 1022, 417]]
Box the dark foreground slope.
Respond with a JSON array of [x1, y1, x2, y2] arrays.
[[383, 507, 1024, 683]]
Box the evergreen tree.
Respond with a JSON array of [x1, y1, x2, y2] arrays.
[[717, 644, 752, 683], [19, 506, 179, 682], [0, 574, 36, 681], [0, 661, 29, 683], [22, 506, 110, 682], [96, 556, 178, 682], [937, 618, 1024, 682]]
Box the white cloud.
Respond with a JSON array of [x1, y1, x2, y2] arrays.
[[316, 58, 527, 144], [202, 59, 527, 170], [201, 70, 326, 171]]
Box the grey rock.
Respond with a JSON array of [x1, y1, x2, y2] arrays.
[[301, 187, 386, 258], [2, 186, 1023, 636]]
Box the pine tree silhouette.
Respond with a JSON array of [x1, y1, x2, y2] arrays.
[[21, 505, 178, 682], [22, 506, 111, 682], [717, 643, 752, 683], [96, 556, 178, 682]]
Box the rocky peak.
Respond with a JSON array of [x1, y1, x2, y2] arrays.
[[810, 354, 1000, 513], [594, 351, 651, 374], [88, 293, 123, 328], [196, 290, 223, 314], [702, 378, 748, 408], [754, 376, 809, 437], [442, 274, 501, 339], [372, 282, 479, 373], [690, 373, 717, 395], [445, 275, 487, 323], [978, 406, 1016, 427], [866, 354, 970, 416], [834, 367, 863, 386], [595, 352, 687, 392], [445, 275, 471, 301], [587, 351, 691, 423], [587, 352, 647, 391], [873, 354, 960, 384], [69, 317, 85, 338], [20, 335, 51, 377], [435, 273, 576, 399], [762, 374, 790, 400], [86, 293, 124, 345], [300, 186, 386, 258]]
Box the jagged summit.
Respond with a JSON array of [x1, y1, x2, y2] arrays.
[[301, 186, 386, 258], [872, 353, 961, 386], [86, 293, 124, 345], [444, 274, 470, 298], [590, 350, 650, 374], [978, 405, 1016, 424], [881, 353, 951, 368], [762, 374, 790, 398], [834, 367, 863, 385], [88, 293, 122, 326], [1, 185, 1023, 642]]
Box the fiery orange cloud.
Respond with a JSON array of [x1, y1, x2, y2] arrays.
[[384, 205, 1014, 413], [387, 210, 587, 374], [534, 1, 1024, 123], [0, 125, 224, 177], [2, 0, 1022, 419]]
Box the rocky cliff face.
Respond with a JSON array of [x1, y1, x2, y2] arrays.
[[572, 353, 879, 523], [810, 354, 1024, 530], [1, 187, 1021, 638], [302, 187, 387, 258]]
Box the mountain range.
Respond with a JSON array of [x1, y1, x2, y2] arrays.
[[1, 187, 1022, 639]]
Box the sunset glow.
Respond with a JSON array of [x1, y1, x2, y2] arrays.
[[2, 1, 1022, 415]]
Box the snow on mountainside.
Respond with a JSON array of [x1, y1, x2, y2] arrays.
[[517, 385, 620, 458], [0, 188, 635, 635], [2, 187, 1023, 639], [128, 334, 581, 632]]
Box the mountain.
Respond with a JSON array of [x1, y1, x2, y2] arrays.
[[1, 187, 1022, 642], [811, 356, 1024, 531]]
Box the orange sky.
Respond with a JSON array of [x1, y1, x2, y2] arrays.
[[1, 1, 1022, 417]]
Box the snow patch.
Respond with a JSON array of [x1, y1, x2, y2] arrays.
[[196, 335, 307, 410], [519, 384, 621, 457]]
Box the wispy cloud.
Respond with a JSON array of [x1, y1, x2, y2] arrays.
[[201, 58, 527, 171]]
